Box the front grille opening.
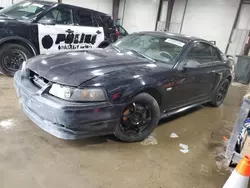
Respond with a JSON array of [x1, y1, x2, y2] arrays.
[[29, 69, 37, 78], [29, 69, 49, 88]]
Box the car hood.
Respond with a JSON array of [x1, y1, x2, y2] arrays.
[[0, 15, 20, 22], [0, 16, 30, 28], [27, 49, 155, 87]]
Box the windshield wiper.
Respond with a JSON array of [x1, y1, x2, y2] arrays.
[[111, 44, 121, 53], [0, 13, 15, 20], [0, 13, 7, 17], [129, 49, 156, 63]]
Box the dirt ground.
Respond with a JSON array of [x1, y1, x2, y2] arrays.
[[0, 75, 248, 188]]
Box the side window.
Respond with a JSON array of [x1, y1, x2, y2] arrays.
[[39, 6, 73, 25], [76, 9, 94, 27], [186, 43, 213, 64], [211, 47, 221, 61], [94, 13, 103, 27]]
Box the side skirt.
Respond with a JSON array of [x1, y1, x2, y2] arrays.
[[160, 99, 211, 120]]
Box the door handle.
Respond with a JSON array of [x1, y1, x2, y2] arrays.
[[65, 29, 74, 33], [96, 30, 102, 34]]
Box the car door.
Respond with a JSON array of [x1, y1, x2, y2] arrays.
[[165, 42, 216, 110], [184, 42, 217, 98], [209, 46, 226, 90], [37, 5, 81, 54], [75, 8, 105, 48]]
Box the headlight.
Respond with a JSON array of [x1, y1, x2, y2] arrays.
[[49, 84, 107, 101]]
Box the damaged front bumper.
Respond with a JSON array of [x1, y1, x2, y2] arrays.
[[14, 71, 122, 140]]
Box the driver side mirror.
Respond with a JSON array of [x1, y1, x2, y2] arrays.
[[182, 59, 200, 69], [38, 18, 56, 25]]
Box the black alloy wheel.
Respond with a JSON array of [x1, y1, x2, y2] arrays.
[[216, 82, 228, 104], [210, 79, 230, 107], [121, 102, 152, 136], [114, 93, 160, 142]]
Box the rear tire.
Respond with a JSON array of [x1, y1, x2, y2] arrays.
[[0, 43, 32, 77], [114, 93, 160, 142], [210, 79, 230, 107]]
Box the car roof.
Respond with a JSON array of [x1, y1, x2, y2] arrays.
[[32, 0, 109, 16], [136, 31, 207, 43], [30, 0, 57, 6]]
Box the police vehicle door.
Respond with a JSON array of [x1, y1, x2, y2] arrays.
[[74, 8, 104, 48], [37, 5, 82, 54]]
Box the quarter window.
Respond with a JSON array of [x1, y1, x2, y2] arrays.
[[186, 43, 213, 64]]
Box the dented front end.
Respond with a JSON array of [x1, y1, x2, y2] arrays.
[[14, 70, 121, 139]]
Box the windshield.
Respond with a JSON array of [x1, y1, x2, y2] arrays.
[[113, 33, 186, 67], [0, 1, 49, 20]]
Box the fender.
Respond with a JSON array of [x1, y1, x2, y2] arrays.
[[210, 67, 232, 94], [120, 76, 165, 103], [0, 36, 38, 56]]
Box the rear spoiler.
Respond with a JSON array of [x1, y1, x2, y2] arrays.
[[209, 41, 216, 45]]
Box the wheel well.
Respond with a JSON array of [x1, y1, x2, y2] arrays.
[[98, 41, 110, 48], [142, 88, 162, 108], [0, 39, 35, 56]]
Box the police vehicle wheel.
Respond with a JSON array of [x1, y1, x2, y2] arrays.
[[0, 43, 32, 77], [114, 93, 160, 142]]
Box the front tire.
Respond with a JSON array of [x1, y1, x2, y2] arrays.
[[210, 79, 230, 107], [0, 43, 32, 77], [114, 93, 160, 142]]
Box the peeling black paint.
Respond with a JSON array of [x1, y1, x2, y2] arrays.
[[41, 35, 53, 49]]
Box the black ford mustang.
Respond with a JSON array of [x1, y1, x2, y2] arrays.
[[14, 32, 232, 142]]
